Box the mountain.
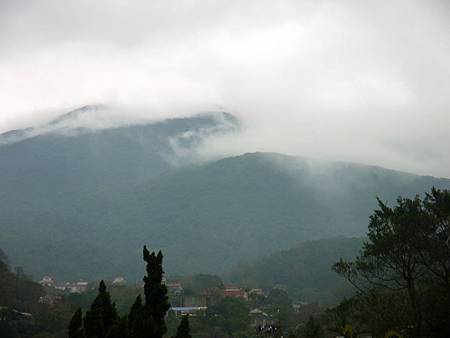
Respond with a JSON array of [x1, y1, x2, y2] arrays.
[[226, 237, 364, 303], [0, 107, 239, 206], [90, 152, 448, 278], [0, 109, 449, 281], [0, 105, 107, 144]]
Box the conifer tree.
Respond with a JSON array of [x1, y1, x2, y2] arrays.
[[141, 246, 170, 338], [106, 316, 129, 338], [69, 308, 86, 338], [84, 280, 119, 338], [173, 315, 192, 338], [129, 295, 144, 338]]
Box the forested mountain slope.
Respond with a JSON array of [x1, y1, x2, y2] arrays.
[[1, 109, 449, 280], [226, 237, 364, 302]]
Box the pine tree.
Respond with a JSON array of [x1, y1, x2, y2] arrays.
[[69, 308, 86, 338], [84, 280, 119, 338], [106, 316, 129, 338], [173, 315, 192, 338], [141, 246, 170, 338], [302, 316, 323, 338], [129, 295, 144, 338]]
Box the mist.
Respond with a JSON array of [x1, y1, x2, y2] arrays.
[[0, 0, 449, 177]]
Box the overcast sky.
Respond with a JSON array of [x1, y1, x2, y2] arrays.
[[0, 0, 449, 177]]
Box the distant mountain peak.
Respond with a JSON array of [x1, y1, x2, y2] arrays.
[[48, 104, 107, 126], [0, 106, 239, 146], [0, 104, 110, 145]]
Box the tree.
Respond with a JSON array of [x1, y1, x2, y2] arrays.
[[69, 308, 86, 338], [300, 316, 323, 338], [173, 315, 192, 338], [206, 297, 249, 335], [84, 280, 118, 338], [106, 316, 129, 338], [0, 248, 8, 270], [0, 321, 20, 338], [69, 247, 170, 338], [333, 189, 450, 338], [333, 196, 429, 337], [131, 246, 170, 338], [267, 289, 294, 333], [128, 295, 144, 338], [420, 188, 450, 289]]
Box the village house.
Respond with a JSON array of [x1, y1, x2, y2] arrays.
[[165, 281, 183, 294], [182, 294, 208, 307], [38, 295, 62, 306], [248, 288, 264, 296], [39, 276, 54, 287], [168, 306, 207, 317], [54, 280, 89, 293], [221, 285, 248, 300]]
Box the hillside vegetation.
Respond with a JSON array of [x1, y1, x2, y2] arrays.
[[1, 110, 449, 280], [226, 237, 364, 303]]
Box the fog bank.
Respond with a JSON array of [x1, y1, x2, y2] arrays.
[[0, 0, 449, 177]]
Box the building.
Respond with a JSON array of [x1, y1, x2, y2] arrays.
[[38, 294, 63, 305], [249, 288, 264, 296], [54, 280, 89, 293], [222, 285, 248, 300], [292, 301, 309, 312], [39, 276, 54, 287], [165, 282, 183, 294], [182, 294, 208, 307], [168, 306, 207, 317]]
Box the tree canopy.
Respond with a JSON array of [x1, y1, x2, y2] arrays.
[[333, 188, 450, 338]]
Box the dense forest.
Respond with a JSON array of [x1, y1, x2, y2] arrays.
[[227, 237, 364, 303], [1, 187, 449, 337], [2, 147, 450, 280]]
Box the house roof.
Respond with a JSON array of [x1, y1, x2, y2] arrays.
[[249, 308, 268, 316]]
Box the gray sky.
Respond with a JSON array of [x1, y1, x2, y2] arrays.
[[0, 0, 449, 177]]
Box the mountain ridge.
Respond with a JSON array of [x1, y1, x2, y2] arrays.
[[0, 105, 238, 145], [1, 109, 449, 281], [3, 151, 449, 280]]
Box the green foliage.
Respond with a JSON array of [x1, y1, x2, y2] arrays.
[[2, 148, 449, 281], [266, 289, 294, 331], [228, 237, 363, 303], [139, 247, 170, 338], [106, 316, 129, 338], [69, 308, 85, 338], [205, 297, 250, 336], [332, 188, 450, 338], [0, 250, 44, 311], [0, 248, 75, 338], [0, 321, 20, 338], [300, 316, 323, 338], [84, 281, 118, 338], [66, 284, 142, 316], [128, 295, 143, 337], [177, 274, 223, 295], [173, 316, 192, 338], [68, 247, 170, 338]]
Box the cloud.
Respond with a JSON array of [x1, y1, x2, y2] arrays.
[[0, 0, 449, 177]]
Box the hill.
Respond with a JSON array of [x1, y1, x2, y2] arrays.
[[1, 111, 449, 280], [0, 107, 238, 207], [226, 237, 364, 303]]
